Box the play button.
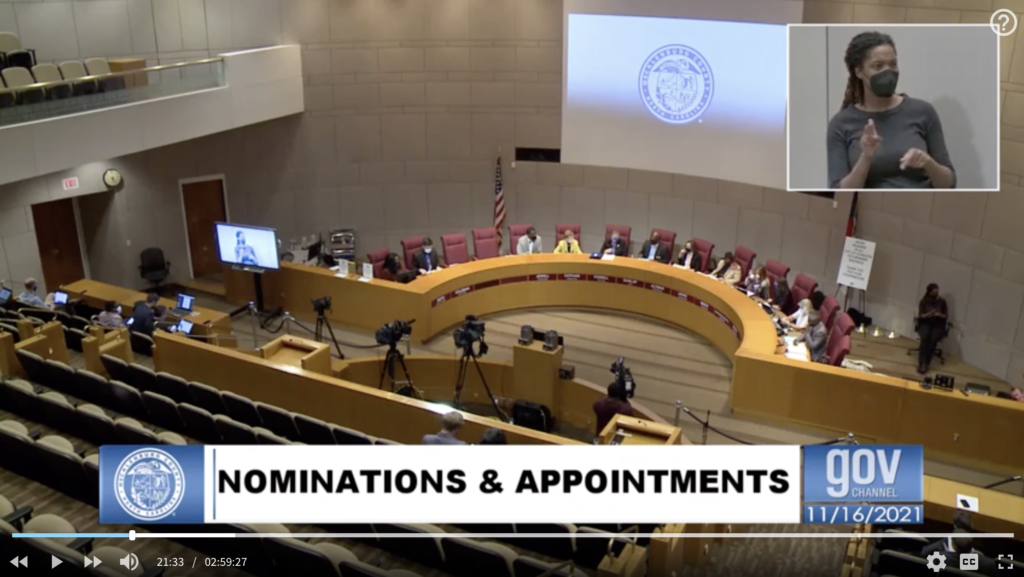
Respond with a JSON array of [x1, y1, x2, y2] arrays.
[[52, 556, 62, 569]]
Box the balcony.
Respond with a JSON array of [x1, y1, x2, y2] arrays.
[[0, 45, 304, 188]]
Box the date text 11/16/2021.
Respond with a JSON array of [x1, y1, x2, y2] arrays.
[[804, 505, 923, 525]]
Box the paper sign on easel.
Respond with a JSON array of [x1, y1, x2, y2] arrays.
[[837, 237, 876, 291], [359, 262, 374, 282], [334, 259, 350, 278], [956, 494, 980, 512]]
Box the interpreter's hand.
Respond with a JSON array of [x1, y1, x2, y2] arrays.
[[860, 119, 882, 158], [900, 148, 932, 170]]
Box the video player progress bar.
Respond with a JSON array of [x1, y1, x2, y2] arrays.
[[14, 532, 1016, 540]]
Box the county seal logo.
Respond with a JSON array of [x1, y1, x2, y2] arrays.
[[639, 45, 714, 124], [115, 448, 185, 521]]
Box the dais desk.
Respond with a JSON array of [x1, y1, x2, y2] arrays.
[[224, 255, 1024, 474]]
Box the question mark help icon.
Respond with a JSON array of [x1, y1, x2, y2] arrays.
[[990, 9, 1018, 37]]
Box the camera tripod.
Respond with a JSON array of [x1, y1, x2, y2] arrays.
[[379, 341, 418, 398], [314, 310, 345, 359], [453, 347, 508, 422]]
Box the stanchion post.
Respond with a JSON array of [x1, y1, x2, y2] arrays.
[[673, 400, 681, 426]]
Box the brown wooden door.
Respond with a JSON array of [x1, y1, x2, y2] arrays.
[[31, 198, 86, 291], [182, 179, 227, 278]]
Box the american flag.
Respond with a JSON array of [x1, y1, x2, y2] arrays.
[[493, 153, 505, 247]]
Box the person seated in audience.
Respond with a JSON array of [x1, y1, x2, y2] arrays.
[[412, 238, 445, 275], [638, 231, 670, 263], [743, 265, 770, 298], [516, 227, 542, 254], [129, 292, 161, 336], [770, 278, 791, 309], [677, 240, 702, 271], [479, 428, 507, 445], [796, 311, 828, 363], [17, 277, 49, 309], [592, 382, 633, 436], [97, 301, 124, 329], [916, 282, 948, 375], [721, 259, 743, 287], [921, 528, 999, 577], [601, 230, 629, 256], [710, 252, 735, 278], [422, 411, 466, 445], [553, 229, 583, 254], [783, 298, 813, 331]]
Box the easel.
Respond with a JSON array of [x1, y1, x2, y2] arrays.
[[836, 284, 866, 315]]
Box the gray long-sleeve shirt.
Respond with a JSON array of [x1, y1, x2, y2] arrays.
[[827, 95, 956, 189]]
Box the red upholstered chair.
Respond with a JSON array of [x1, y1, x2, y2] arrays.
[[832, 312, 856, 339], [441, 233, 471, 265], [401, 236, 424, 271], [507, 224, 533, 255], [734, 246, 757, 280], [472, 228, 498, 258], [474, 237, 499, 260], [367, 248, 391, 280], [692, 239, 714, 273], [791, 273, 819, 307], [605, 225, 632, 249], [651, 228, 676, 253], [765, 259, 790, 285], [820, 295, 841, 333], [828, 334, 852, 367], [555, 223, 581, 246]]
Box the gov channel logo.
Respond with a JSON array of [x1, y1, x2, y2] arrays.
[[803, 445, 924, 502]]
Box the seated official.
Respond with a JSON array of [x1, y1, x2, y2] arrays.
[[553, 229, 583, 254], [17, 277, 49, 309], [129, 293, 162, 337], [383, 252, 417, 283], [638, 231, 670, 263], [721, 260, 743, 287], [677, 240, 702, 271], [783, 298, 813, 331], [592, 382, 633, 436], [771, 278, 791, 310], [601, 230, 629, 257], [743, 265, 770, 298], [811, 290, 826, 312], [97, 300, 125, 329], [478, 428, 507, 445], [710, 252, 734, 278], [412, 238, 445, 275], [921, 529, 999, 577], [796, 311, 828, 363], [916, 283, 948, 375], [422, 411, 466, 445], [516, 227, 542, 254]]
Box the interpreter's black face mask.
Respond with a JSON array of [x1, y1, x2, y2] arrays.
[[869, 69, 899, 98]]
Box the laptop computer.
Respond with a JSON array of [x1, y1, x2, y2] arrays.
[[177, 319, 194, 335], [171, 293, 195, 317], [53, 291, 69, 306]]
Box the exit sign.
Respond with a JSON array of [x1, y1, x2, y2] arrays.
[[62, 177, 79, 191]]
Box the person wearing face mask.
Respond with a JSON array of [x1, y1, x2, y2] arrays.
[[677, 240, 702, 271], [97, 300, 125, 329], [827, 31, 955, 190], [412, 238, 445, 275], [638, 231, 670, 263], [17, 277, 48, 309], [601, 230, 629, 256], [516, 227, 542, 254], [553, 229, 583, 254]]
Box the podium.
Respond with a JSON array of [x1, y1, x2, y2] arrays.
[[259, 335, 332, 376], [598, 414, 684, 445]]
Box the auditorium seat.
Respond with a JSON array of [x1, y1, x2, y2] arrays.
[[64, 326, 87, 352], [375, 524, 447, 568], [0, 421, 33, 477], [37, 392, 76, 428], [507, 224, 533, 254], [215, 415, 259, 444], [733, 246, 756, 279], [141, 391, 185, 432], [130, 331, 155, 356], [0, 379, 39, 422], [43, 359, 75, 396], [554, 224, 581, 247], [471, 228, 500, 259], [73, 369, 109, 406], [153, 371, 190, 403], [115, 419, 161, 445], [604, 225, 632, 249], [820, 295, 840, 333], [23, 513, 79, 546], [832, 312, 856, 339], [0, 31, 20, 55], [828, 334, 851, 367], [295, 414, 337, 445], [765, 259, 790, 285], [367, 247, 391, 279], [31, 63, 70, 100], [265, 537, 360, 577], [2, 67, 43, 103], [651, 228, 676, 254], [442, 538, 517, 577], [125, 362, 158, 394], [58, 60, 97, 96], [340, 561, 425, 577], [84, 57, 125, 92], [222, 390, 263, 427], [188, 380, 227, 415], [179, 403, 222, 443], [255, 428, 289, 444], [15, 350, 48, 386], [35, 435, 91, 503], [256, 402, 300, 440], [441, 233, 472, 265], [75, 404, 119, 445], [791, 274, 819, 308], [573, 527, 628, 568], [332, 424, 373, 445], [107, 379, 148, 421], [692, 239, 714, 273], [875, 529, 930, 554], [512, 557, 575, 577], [401, 236, 425, 271], [513, 523, 576, 560], [100, 353, 132, 384]]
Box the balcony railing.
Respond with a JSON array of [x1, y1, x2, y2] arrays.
[[0, 57, 225, 127]]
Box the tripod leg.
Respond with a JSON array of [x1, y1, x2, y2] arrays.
[[379, 349, 391, 389], [471, 355, 508, 422], [453, 355, 469, 406], [322, 318, 345, 359]]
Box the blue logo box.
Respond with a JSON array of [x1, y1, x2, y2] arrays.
[[99, 445, 206, 524], [803, 445, 923, 503]]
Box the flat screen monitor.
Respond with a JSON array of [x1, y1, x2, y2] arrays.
[[0, 288, 10, 303], [53, 291, 69, 305], [215, 223, 280, 270], [176, 294, 195, 312], [177, 319, 194, 335]]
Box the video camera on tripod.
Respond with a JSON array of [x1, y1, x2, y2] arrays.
[[375, 319, 415, 345], [611, 357, 637, 399], [311, 296, 332, 315], [453, 315, 488, 357]]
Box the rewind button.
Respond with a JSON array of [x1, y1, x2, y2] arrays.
[[10, 556, 27, 568]]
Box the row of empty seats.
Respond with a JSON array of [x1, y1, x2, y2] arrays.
[[0, 34, 125, 108]]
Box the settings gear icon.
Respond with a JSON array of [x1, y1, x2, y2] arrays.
[[926, 551, 947, 573]]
